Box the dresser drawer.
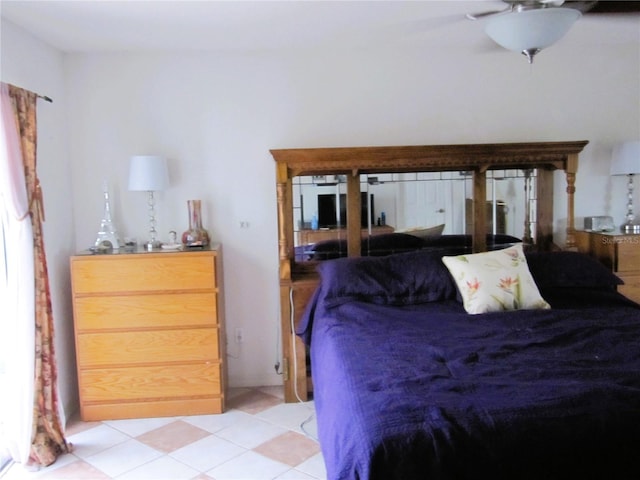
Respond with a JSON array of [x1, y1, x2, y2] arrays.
[[616, 241, 640, 272], [81, 397, 224, 421], [76, 327, 219, 367], [71, 253, 216, 294], [73, 292, 217, 330], [617, 273, 640, 303], [79, 363, 222, 402]]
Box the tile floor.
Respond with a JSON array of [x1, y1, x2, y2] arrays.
[[1, 387, 326, 480]]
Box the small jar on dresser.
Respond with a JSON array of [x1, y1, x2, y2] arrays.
[[70, 244, 226, 421], [575, 231, 640, 303]]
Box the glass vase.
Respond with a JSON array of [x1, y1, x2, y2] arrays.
[[182, 199, 210, 247]]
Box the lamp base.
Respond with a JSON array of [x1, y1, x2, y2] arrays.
[[145, 240, 162, 251], [621, 222, 640, 234]]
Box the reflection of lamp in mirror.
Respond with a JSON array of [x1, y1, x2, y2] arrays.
[[128, 155, 169, 249], [610, 141, 640, 234]]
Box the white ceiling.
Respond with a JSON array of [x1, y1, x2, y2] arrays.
[[1, 0, 639, 54]]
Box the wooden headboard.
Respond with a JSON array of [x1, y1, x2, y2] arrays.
[[271, 140, 588, 402]]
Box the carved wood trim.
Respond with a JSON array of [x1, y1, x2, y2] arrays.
[[271, 141, 588, 177], [566, 170, 577, 250], [536, 169, 554, 251], [346, 173, 361, 257], [472, 169, 487, 253]]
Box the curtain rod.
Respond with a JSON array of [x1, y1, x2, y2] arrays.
[[2, 82, 53, 103]]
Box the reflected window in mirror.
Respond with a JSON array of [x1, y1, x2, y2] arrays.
[[292, 169, 537, 263], [293, 175, 349, 262], [479, 169, 537, 244]]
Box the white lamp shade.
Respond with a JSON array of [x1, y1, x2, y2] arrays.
[[485, 8, 581, 52], [610, 141, 640, 175], [128, 155, 169, 191]]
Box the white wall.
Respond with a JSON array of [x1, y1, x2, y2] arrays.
[[3, 14, 639, 418], [1, 19, 77, 418], [63, 43, 639, 391]]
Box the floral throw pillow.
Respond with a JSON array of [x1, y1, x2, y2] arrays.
[[442, 243, 551, 314]]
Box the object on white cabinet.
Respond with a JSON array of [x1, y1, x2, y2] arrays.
[[94, 180, 120, 250], [162, 230, 182, 250], [182, 199, 210, 247], [583, 216, 615, 233], [610, 141, 640, 234], [128, 155, 169, 249]]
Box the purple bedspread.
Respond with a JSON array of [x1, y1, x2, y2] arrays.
[[302, 288, 640, 479]]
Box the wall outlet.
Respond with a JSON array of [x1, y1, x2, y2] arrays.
[[235, 328, 244, 343]]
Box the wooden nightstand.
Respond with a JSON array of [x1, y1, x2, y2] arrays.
[[575, 231, 640, 303], [70, 245, 226, 421]]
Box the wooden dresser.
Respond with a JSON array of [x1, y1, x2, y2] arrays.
[[70, 245, 226, 421], [575, 230, 640, 303]]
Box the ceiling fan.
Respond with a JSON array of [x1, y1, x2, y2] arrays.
[[466, 1, 640, 63], [467, 0, 640, 20]]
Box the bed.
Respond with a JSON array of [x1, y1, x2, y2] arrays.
[[299, 247, 640, 479], [272, 141, 588, 403]]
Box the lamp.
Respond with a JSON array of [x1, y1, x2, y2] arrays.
[[610, 141, 640, 234], [485, 7, 581, 64], [128, 155, 169, 249]]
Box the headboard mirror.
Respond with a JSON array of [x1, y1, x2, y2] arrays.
[[272, 141, 588, 403], [292, 169, 540, 262], [275, 141, 587, 274]]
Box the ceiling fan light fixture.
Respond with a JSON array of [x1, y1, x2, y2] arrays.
[[485, 7, 582, 63]]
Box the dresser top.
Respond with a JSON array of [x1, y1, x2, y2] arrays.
[[74, 242, 221, 257]]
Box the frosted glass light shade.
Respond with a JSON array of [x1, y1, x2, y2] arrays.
[[485, 8, 581, 53], [610, 141, 640, 175]]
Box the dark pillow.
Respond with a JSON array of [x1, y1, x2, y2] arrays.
[[309, 239, 348, 260], [310, 233, 425, 260], [363, 233, 425, 256], [525, 251, 623, 289], [316, 249, 457, 308], [421, 233, 521, 250], [488, 233, 523, 246], [421, 234, 469, 249]]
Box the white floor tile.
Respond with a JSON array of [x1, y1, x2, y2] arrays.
[[67, 424, 130, 459], [1, 454, 72, 480], [83, 439, 162, 478], [2, 465, 42, 480], [182, 409, 252, 434], [294, 452, 327, 480], [256, 402, 318, 439], [115, 455, 199, 480], [206, 450, 290, 480], [215, 416, 287, 449], [169, 434, 245, 472], [104, 416, 179, 437], [4, 388, 325, 480], [274, 468, 318, 479]]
